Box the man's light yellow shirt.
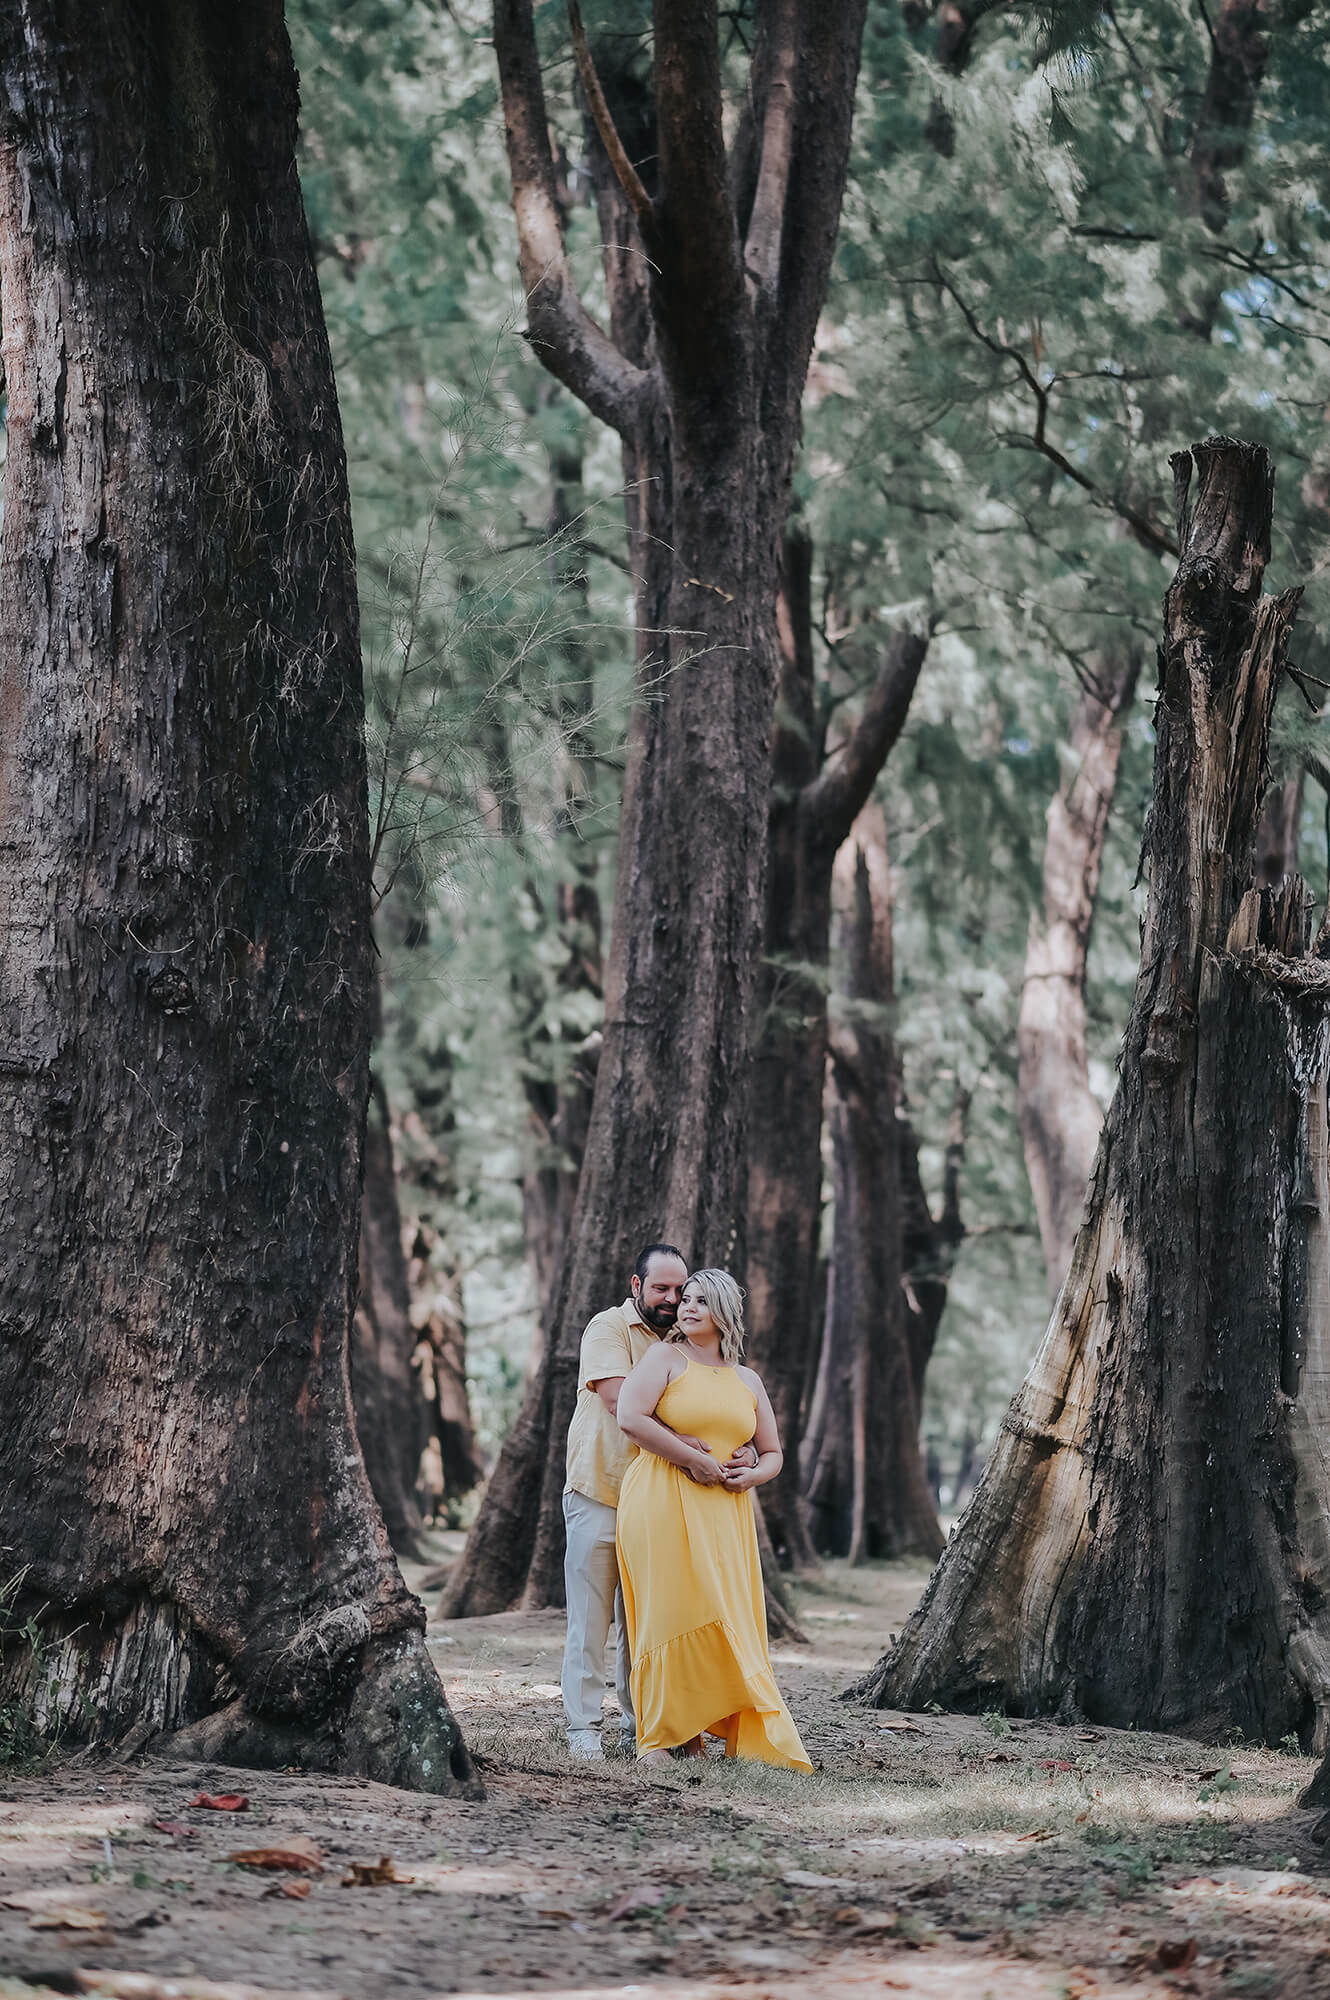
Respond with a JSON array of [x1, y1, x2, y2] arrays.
[[564, 1298, 659, 1508]]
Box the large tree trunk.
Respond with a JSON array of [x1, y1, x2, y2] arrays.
[[351, 1078, 426, 1553], [799, 808, 947, 1563], [517, 431, 605, 1326], [855, 440, 1330, 1753], [1018, 653, 1141, 1296], [441, 0, 867, 1618], [385, 984, 484, 1509], [0, 1, 476, 1794], [747, 533, 930, 1565]]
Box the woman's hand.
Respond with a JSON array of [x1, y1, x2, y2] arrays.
[[721, 1462, 761, 1492], [688, 1447, 728, 1486]]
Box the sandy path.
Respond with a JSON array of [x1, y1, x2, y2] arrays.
[[1, 1553, 1326, 2000]]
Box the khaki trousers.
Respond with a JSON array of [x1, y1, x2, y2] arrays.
[[560, 1487, 634, 1735]]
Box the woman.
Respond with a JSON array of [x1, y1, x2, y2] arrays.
[[615, 1269, 812, 1770]]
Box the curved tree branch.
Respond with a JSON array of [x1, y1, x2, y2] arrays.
[[803, 624, 932, 852], [494, 0, 653, 437], [566, 0, 657, 244]]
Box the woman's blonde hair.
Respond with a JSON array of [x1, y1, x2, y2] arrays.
[[672, 1267, 746, 1364]]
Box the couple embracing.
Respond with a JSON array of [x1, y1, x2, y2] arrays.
[[561, 1244, 811, 1771]]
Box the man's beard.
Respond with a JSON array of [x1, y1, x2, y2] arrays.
[[639, 1300, 678, 1332]]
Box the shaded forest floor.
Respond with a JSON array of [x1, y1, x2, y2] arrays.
[[2, 1547, 1329, 2000]]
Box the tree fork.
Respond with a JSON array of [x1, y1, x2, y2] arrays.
[[0, 1, 477, 1795], [443, 0, 867, 1619], [854, 439, 1330, 1751]]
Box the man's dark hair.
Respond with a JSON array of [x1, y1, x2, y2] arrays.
[[634, 1243, 686, 1286]]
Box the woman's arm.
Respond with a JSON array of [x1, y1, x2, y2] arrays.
[[617, 1347, 728, 1485], [722, 1370, 783, 1490]]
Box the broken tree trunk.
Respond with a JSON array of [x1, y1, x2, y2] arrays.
[[1018, 652, 1141, 1297], [855, 439, 1330, 1753]]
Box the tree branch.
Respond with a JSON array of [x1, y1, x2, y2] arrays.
[[566, 1, 657, 243], [933, 262, 1179, 558], [492, 0, 654, 438], [759, 0, 868, 445], [803, 624, 932, 852], [652, 0, 746, 336], [742, 0, 798, 300]]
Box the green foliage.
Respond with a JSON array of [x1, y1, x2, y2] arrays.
[[292, 0, 1330, 1473]]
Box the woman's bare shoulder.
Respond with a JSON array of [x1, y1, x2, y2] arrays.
[[736, 1361, 764, 1393], [634, 1338, 683, 1378]]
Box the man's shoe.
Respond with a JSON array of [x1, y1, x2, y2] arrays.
[[567, 1729, 604, 1761]]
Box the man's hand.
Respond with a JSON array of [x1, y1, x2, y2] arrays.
[[723, 1443, 759, 1473]]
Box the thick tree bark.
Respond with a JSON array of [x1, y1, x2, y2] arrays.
[[351, 1078, 426, 1553], [1018, 653, 1141, 1297], [442, 0, 867, 1618], [0, 1, 476, 1794], [799, 807, 947, 1563], [1255, 772, 1303, 888], [854, 440, 1330, 1754], [747, 532, 931, 1565]]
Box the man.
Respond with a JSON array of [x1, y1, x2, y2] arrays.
[[561, 1243, 758, 1758]]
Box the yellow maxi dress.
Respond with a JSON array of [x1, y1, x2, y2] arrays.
[[616, 1359, 812, 1769]]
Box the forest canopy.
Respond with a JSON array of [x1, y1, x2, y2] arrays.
[[290, 0, 1330, 1492]]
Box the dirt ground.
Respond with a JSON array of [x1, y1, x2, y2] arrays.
[[2, 1542, 1329, 2000]]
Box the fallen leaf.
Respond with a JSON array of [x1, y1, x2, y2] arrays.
[[1077, 1731, 1103, 1741], [832, 1906, 864, 1925], [847, 1912, 898, 1935], [1041, 1759, 1074, 1773], [606, 1883, 666, 1921], [878, 1720, 926, 1734], [227, 1837, 323, 1875], [1156, 1938, 1198, 1971], [263, 1878, 312, 1900], [1018, 1827, 1057, 1842], [341, 1854, 414, 1886], [151, 1818, 198, 1839], [30, 1907, 109, 1931], [987, 1750, 1019, 1762], [189, 1792, 249, 1811]]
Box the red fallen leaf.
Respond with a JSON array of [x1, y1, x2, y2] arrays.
[[1156, 1938, 1198, 1971], [1041, 1759, 1073, 1773], [151, 1818, 198, 1839], [227, 1837, 323, 1875], [263, 1877, 312, 1900], [189, 1792, 249, 1811]]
